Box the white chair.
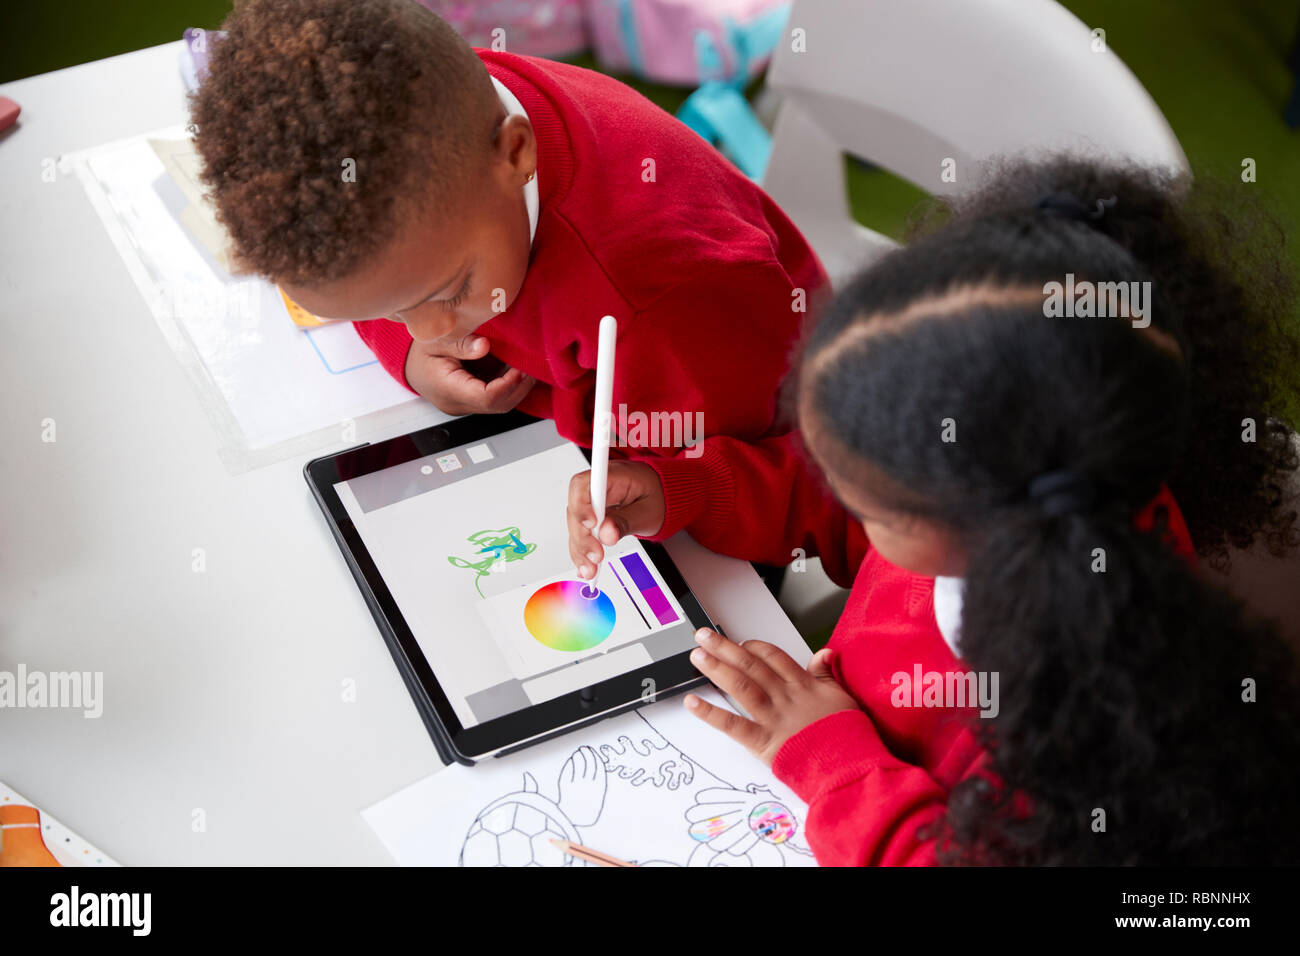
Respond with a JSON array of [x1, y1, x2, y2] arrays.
[[762, 0, 1188, 287], [762, 0, 1300, 646]]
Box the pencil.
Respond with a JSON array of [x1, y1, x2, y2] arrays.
[[550, 837, 637, 867]]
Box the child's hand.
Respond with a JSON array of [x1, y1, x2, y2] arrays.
[[405, 334, 535, 415], [684, 629, 862, 767], [566, 460, 665, 578]]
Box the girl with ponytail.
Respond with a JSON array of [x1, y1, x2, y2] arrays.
[[565, 157, 1300, 864]]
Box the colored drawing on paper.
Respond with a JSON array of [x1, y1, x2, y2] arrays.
[[749, 802, 798, 844], [524, 581, 616, 652], [688, 814, 730, 842], [447, 527, 537, 597]]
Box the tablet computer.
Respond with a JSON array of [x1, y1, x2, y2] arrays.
[[304, 411, 715, 764]]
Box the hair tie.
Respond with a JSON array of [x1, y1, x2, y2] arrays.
[[1036, 191, 1118, 221], [1027, 470, 1097, 517]]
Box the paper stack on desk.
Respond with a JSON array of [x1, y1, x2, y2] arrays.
[[147, 136, 244, 277]]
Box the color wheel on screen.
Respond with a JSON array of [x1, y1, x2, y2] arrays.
[[523, 580, 616, 652]]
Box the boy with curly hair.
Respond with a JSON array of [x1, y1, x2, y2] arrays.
[[190, 0, 827, 551]]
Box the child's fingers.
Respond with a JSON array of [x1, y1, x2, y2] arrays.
[[693, 628, 784, 697], [428, 333, 490, 361], [736, 640, 810, 685], [596, 463, 666, 541], [416, 357, 487, 415], [481, 364, 529, 390], [596, 515, 624, 547], [566, 470, 609, 578], [427, 354, 480, 386], [689, 632, 776, 716], [566, 508, 603, 579], [807, 647, 836, 681], [571, 518, 631, 579], [682, 693, 769, 757], [479, 367, 535, 413], [426, 355, 493, 400], [568, 469, 596, 521], [595, 482, 644, 543], [423, 354, 533, 413]]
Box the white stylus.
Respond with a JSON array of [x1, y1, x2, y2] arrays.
[[590, 315, 617, 550]]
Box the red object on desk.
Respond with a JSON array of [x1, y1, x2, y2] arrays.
[[0, 97, 20, 132]]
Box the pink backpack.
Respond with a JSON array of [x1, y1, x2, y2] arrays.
[[416, 1, 588, 58], [584, 0, 790, 86]]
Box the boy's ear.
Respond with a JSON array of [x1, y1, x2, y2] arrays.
[[492, 114, 536, 179]]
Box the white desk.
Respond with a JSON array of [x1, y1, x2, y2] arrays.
[[0, 41, 807, 865]]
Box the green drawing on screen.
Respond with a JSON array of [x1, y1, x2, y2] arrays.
[[448, 527, 538, 597]]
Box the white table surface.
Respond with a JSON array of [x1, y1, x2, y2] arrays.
[[0, 41, 808, 865]]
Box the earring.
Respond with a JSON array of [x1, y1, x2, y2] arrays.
[[525, 171, 535, 183]]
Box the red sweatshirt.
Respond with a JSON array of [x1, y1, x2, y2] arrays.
[[353, 51, 828, 471], [762, 477, 1195, 865]]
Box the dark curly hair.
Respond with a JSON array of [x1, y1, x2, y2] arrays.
[[799, 157, 1300, 864], [187, 0, 497, 286], [902, 160, 1300, 568]]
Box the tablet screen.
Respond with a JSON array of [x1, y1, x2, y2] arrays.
[[332, 419, 698, 730]]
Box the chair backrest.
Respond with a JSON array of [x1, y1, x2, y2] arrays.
[[762, 0, 1188, 286]]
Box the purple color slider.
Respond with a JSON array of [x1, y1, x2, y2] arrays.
[[617, 552, 679, 626]]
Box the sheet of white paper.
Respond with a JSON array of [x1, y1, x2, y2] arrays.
[[363, 686, 818, 867], [65, 127, 418, 463]]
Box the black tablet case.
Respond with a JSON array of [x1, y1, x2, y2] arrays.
[[305, 444, 463, 766], [305, 429, 714, 766]]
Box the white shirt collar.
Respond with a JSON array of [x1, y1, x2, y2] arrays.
[[932, 575, 965, 657], [490, 75, 539, 245]]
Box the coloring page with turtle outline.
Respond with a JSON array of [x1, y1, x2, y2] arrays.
[[363, 686, 817, 867]]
